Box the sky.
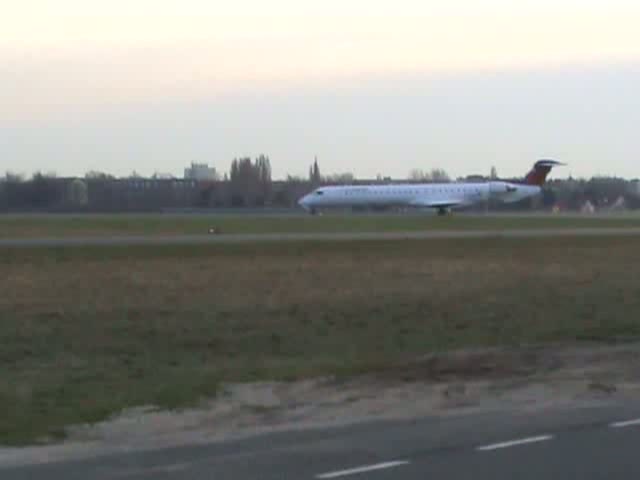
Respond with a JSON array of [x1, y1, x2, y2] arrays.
[[2, 0, 640, 180]]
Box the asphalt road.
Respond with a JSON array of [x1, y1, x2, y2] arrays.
[[3, 402, 640, 479], [3, 227, 640, 247]]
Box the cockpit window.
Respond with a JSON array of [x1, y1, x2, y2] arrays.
[[315, 190, 324, 195]]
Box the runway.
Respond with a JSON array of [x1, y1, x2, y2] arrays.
[[3, 227, 640, 247], [3, 402, 640, 479]]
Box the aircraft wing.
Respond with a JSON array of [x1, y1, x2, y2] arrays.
[[408, 197, 465, 209]]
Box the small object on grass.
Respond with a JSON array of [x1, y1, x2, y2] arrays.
[[588, 381, 617, 395]]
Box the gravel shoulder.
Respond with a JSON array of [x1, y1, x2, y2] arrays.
[[3, 342, 640, 467]]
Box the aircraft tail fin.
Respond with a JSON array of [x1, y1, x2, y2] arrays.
[[523, 160, 565, 186]]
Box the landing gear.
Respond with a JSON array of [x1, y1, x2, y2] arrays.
[[437, 207, 450, 217]]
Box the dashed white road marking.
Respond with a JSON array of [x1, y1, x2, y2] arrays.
[[610, 418, 640, 428], [315, 460, 410, 479], [476, 435, 554, 452]]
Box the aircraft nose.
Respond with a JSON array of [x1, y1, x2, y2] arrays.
[[298, 195, 311, 210]]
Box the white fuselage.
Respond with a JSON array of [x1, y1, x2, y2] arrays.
[[298, 181, 540, 212]]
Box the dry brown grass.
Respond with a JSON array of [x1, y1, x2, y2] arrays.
[[2, 236, 640, 444]]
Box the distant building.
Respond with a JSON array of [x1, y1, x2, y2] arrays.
[[86, 178, 200, 211], [184, 163, 218, 180]]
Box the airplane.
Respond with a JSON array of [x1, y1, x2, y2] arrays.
[[298, 160, 564, 216]]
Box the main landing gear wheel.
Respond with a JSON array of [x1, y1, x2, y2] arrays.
[[437, 207, 450, 216]]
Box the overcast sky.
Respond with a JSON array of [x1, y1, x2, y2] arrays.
[[2, 0, 640, 179]]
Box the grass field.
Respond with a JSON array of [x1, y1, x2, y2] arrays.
[[2, 213, 640, 238], [2, 236, 640, 444]]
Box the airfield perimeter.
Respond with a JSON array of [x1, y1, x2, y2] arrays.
[[3, 211, 640, 448]]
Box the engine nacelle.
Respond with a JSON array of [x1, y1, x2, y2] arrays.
[[490, 181, 539, 203], [489, 181, 513, 194]]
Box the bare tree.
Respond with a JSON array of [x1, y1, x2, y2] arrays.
[[323, 173, 355, 184], [4, 171, 24, 183], [430, 168, 450, 182], [152, 172, 176, 180], [255, 154, 272, 205], [409, 168, 450, 183], [309, 157, 321, 185], [286, 174, 305, 182], [409, 169, 431, 182], [229, 155, 273, 206], [85, 170, 115, 180]]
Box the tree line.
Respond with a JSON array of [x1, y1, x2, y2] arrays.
[[1, 157, 639, 212]]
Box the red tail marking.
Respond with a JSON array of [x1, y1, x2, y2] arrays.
[[524, 160, 562, 186], [524, 165, 553, 186]]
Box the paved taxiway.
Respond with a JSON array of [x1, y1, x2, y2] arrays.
[[3, 227, 640, 247], [3, 402, 640, 479]]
